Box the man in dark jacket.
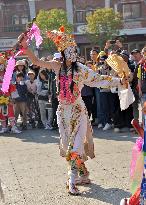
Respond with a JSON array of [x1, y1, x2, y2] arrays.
[[14, 72, 28, 129]]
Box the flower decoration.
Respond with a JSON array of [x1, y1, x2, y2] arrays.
[[59, 74, 80, 104], [47, 25, 76, 52], [59, 25, 65, 33]]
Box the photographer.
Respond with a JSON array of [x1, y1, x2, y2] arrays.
[[104, 39, 123, 55]]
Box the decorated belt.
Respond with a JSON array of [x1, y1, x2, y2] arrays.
[[0, 96, 9, 105]]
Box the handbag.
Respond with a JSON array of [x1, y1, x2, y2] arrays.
[[118, 84, 135, 110]]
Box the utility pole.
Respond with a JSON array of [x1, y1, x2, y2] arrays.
[[28, 0, 36, 20], [65, 0, 73, 24], [105, 0, 111, 8]]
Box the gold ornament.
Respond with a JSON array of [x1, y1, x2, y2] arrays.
[[47, 26, 76, 52], [0, 96, 9, 105]]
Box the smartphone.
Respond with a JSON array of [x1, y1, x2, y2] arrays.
[[110, 40, 116, 44]]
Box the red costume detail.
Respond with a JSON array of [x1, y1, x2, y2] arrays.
[[129, 187, 140, 205]]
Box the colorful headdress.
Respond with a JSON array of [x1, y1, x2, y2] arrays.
[[47, 26, 77, 62], [47, 26, 76, 52]]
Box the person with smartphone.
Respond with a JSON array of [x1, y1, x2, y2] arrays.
[[104, 39, 123, 55]]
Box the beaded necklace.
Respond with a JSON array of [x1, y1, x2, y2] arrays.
[[58, 65, 80, 104]]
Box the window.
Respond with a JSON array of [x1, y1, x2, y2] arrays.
[[86, 10, 93, 17], [76, 11, 85, 23], [12, 15, 19, 25], [21, 15, 28, 24], [129, 43, 137, 52], [139, 43, 146, 51], [123, 3, 141, 19]]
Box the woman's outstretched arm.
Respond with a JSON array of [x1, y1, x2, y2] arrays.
[[18, 33, 61, 71]]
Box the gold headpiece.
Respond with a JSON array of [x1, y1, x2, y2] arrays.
[[47, 26, 76, 52], [0, 56, 6, 65], [106, 54, 130, 78]]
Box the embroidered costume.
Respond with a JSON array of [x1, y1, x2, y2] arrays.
[[47, 27, 122, 195], [20, 26, 126, 195], [56, 62, 121, 194]]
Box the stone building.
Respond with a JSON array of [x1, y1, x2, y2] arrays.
[[0, 0, 30, 51], [72, 0, 146, 56], [0, 0, 146, 58]]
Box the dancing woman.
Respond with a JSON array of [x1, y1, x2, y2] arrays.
[[18, 27, 128, 195]]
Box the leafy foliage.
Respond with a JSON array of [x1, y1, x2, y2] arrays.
[[36, 9, 73, 53], [86, 8, 122, 48]]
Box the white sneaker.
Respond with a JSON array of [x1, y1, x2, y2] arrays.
[[120, 198, 129, 205], [114, 128, 120, 133], [11, 126, 21, 134], [68, 179, 80, 195], [103, 123, 111, 131], [98, 123, 103, 129], [0, 128, 8, 133]]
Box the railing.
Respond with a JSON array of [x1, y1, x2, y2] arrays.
[[1, 25, 26, 33]]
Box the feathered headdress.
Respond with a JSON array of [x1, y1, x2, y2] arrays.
[[47, 26, 76, 52]]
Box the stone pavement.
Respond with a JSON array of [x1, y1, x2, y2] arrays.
[[0, 128, 137, 205]]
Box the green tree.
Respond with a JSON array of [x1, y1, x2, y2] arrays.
[[86, 8, 122, 48], [36, 9, 73, 52]]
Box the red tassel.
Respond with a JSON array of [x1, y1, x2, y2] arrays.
[[129, 188, 140, 205]]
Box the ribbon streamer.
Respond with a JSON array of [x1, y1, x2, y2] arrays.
[[27, 23, 43, 48], [1, 23, 42, 93]]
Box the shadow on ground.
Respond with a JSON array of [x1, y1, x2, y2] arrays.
[[1, 128, 60, 144], [93, 128, 137, 143], [81, 183, 131, 205], [0, 126, 138, 145]]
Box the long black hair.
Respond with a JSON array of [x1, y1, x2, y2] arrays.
[[58, 51, 78, 94]]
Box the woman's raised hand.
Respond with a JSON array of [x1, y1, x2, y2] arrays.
[[18, 33, 28, 49]]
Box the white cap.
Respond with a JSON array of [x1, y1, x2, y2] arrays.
[[53, 52, 62, 60], [27, 69, 35, 75]]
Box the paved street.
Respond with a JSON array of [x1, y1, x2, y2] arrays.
[[0, 128, 137, 205]]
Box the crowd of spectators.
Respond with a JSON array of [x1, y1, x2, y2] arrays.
[[2, 40, 146, 133]]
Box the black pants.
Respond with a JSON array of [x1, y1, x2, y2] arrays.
[[52, 97, 59, 127], [113, 95, 133, 128], [82, 96, 93, 118], [100, 92, 117, 126], [91, 88, 97, 121]]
